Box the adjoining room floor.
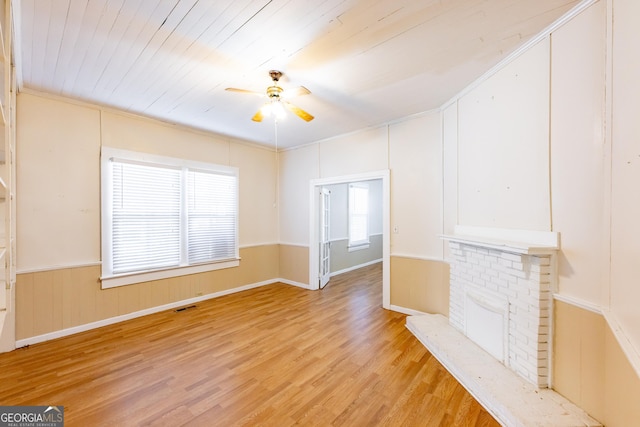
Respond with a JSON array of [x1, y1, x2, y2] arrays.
[[0, 263, 499, 426]]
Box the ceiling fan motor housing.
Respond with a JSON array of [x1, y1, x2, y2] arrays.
[[269, 70, 282, 82], [267, 85, 283, 99]]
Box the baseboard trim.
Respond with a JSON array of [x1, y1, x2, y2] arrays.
[[553, 293, 602, 314], [277, 278, 312, 290], [603, 309, 640, 380], [15, 279, 279, 348], [330, 259, 382, 278], [389, 304, 428, 317]]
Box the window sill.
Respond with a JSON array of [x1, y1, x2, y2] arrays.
[[348, 243, 370, 252], [101, 258, 240, 289]]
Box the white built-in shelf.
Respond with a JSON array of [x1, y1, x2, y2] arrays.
[[441, 225, 559, 255]]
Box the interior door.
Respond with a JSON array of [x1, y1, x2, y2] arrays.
[[319, 188, 331, 289]]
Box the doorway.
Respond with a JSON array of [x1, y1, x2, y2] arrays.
[[309, 170, 390, 309]]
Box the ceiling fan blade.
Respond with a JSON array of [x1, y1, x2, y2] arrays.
[[284, 102, 314, 122], [226, 87, 265, 97], [252, 108, 264, 122], [281, 86, 311, 99]]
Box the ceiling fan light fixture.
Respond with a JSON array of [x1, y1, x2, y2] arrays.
[[261, 99, 286, 120], [227, 70, 313, 123], [272, 100, 286, 119]]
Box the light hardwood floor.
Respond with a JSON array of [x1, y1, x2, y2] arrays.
[[0, 263, 499, 426]]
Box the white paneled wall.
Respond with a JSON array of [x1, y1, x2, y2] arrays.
[[610, 0, 640, 359], [457, 39, 551, 232], [550, 1, 606, 305]]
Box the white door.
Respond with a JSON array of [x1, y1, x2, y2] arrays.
[[319, 188, 331, 289]]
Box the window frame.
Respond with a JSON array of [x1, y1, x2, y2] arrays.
[[100, 147, 240, 289], [348, 182, 370, 251]]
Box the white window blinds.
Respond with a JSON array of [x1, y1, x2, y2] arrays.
[[187, 169, 237, 264], [348, 183, 369, 247], [102, 149, 239, 285], [112, 161, 181, 274]]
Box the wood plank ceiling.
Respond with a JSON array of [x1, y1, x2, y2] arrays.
[[15, 0, 580, 148]]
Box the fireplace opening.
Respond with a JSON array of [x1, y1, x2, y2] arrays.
[[465, 289, 508, 363]]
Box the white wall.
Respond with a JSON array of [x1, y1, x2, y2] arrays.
[[17, 93, 278, 271], [457, 39, 551, 231], [325, 179, 383, 241], [280, 113, 444, 260], [610, 0, 640, 354], [440, 0, 640, 377], [318, 127, 388, 178], [278, 144, 319, 246], [550, 1, 606, 305], [389, 113, 443, 258], [17, 94, 102, 270], [445, 4, 608, 306]]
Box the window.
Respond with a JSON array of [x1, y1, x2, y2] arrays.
[[348, 183, 369, 249], [101, 147, 239, 288]]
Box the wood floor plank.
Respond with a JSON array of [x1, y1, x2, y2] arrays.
[[0, 263, 499, 426]]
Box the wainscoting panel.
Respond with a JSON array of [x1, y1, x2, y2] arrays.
[[278, 244, 309, 286], [390, 256, 449, 316], [553, 299, 640, 426], [16, 245, 279, 341], [330, 235, 382, 274]]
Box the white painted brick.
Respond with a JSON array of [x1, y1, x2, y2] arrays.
[[486, 254, 499, 264], [498, 258, 513, 268], [511, 329, 529, 346], [495, 277, 510, 290], [448, 241, 555, 387], [520, 357, 539, 376], [517, 277, 532, 289], [472, 276, 486, 287], [498, 271, 514, 283], [531, 256, 551, 266], [538, 273, 552, 285], [501, 252, 522, 262], [528, 264, 552, 275], [536, 334, 549, 344], [537, 353, 549, 368], [485, 268, 499, 278], [537, 365, 550, 378], [511, 297, 530, 313], [511, 261, 524, 271], [479, 259, 492, 269], [484, 281, 498, 293]]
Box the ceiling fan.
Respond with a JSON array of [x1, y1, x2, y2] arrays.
[[226, 70, 314, 122]]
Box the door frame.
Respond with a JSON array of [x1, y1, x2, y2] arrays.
[[308, 170, 390, 309]]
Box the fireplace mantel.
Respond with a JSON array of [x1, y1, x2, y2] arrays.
[[440, 225, 559, 255]]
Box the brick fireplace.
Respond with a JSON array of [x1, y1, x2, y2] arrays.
[[405, 226, 601, 425], [443, 226, 558, 388]]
